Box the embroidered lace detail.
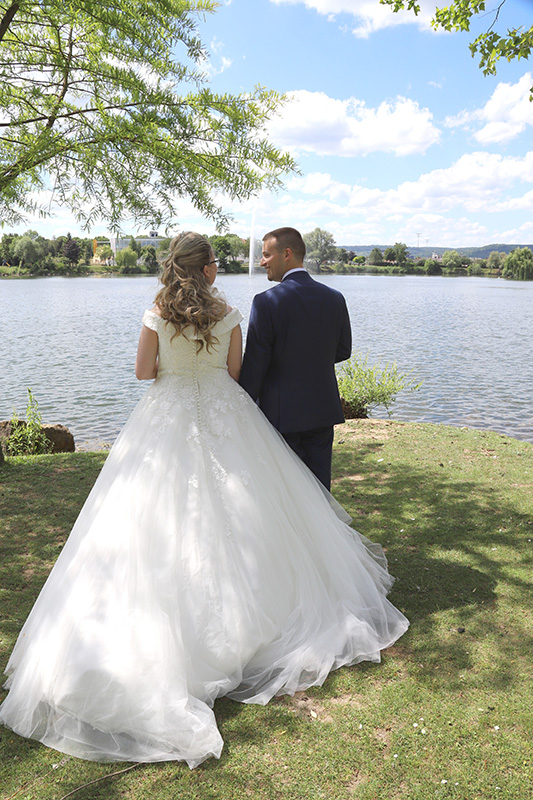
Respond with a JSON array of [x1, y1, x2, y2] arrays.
[[140, 307, 254, 520]]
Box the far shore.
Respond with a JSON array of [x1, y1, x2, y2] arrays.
[[0, 266, 505, 280]]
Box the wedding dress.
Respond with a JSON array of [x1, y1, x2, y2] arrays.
[[0, 307, 409, 767]]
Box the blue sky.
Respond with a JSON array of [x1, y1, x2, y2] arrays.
[[11, 0, 533, 248]]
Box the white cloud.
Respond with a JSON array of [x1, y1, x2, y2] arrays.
[[445, 73, 533, 144], [498, 220, 533, 242], [201, 56, 233, 78], [444, 109, 473, 130], [492, 188, 533, 212], [12, 147, 533, 249], [268, 90, 440, 156], [200, 38, 233, 78], [270, 0, 435, 36], [389, 152, 533, 214], [224, 150, 533, 246]]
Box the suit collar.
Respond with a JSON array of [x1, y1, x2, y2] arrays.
[[281, 270, 312, 283]]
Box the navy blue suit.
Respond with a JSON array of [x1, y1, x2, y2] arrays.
[[240, 271, 351, 488]]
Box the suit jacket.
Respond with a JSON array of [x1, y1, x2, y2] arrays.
[[239, 271, 352, 433]]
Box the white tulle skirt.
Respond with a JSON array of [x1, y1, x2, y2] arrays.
[[0, 371, 409, 767]]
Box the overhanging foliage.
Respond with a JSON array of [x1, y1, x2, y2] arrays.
[[0, 0, 296, 230], [381, 0, 533, 89]]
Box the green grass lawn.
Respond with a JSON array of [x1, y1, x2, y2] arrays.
[[0, 421, 531, 800]]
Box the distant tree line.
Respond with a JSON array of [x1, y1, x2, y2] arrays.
[[0, 231, 94, 275], [305, 228, 532, 281], [2, 228, 532, 281], [0, 230, 255, 277]]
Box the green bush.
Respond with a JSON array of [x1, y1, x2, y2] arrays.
[[4, 389, 52, 456], [336, 352, 423, 418]]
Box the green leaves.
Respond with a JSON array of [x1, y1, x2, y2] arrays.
[[303, 227, 337, 273], [337, 353, 423, 419], [471, 26, 533, 76], [502, 246, 533, 280], [0, 0, 297, 230], [4, 389, 52, 456], [380, 0, 533, 92]]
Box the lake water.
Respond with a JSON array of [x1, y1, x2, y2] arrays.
[[1, 274, 532, 448]]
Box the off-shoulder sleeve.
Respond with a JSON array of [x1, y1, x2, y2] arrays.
[[215, 307, 243, 335], [142, 309, 160, 332]]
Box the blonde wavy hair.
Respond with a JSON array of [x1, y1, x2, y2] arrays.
[[154, 232, 227, 351]]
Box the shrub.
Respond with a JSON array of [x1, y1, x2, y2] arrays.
[[336, 353, 423, 418], [116, 247, 139, 272], [4, 389, 52, 456]]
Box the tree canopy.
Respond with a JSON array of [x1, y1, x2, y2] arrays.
[[384, 242, 409, 264], [503, 247, 533, 280], [381, 0, 533, 85], [0, 0, 296, 231], [209, 233, 245, 273], [368, 247, 384, 266], [303, 228, 336, 272], [441, 249, 464, 268]]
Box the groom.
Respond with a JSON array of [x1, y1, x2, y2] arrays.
[[239, 227, 352, 490]]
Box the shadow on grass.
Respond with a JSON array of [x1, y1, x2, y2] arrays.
[[0, 453, 108, 662], [0, 434, 532, 797], [0, 453, 330, 800], [2, 442, 531, 684], [331, 431, 533, 690]]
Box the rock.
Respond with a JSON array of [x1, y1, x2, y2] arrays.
[[0, 420, 75, 453], [42, 424, 75, 453], [340, 397, 368, 419], [0, 420, 14, 453]]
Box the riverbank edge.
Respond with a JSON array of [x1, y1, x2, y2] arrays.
[[70, 417, 533, 452], [0, 268, 507, 280]]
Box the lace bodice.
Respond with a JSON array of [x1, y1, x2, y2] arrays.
[[142, 307, 243, 376], [140, 306, 250, 503]]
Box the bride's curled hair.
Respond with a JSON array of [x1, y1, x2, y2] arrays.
[[155, 232, 227, 351]]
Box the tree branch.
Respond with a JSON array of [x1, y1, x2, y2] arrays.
[[0, 102, 151, 128], [0, 1, 20, 44], [43, 26, 74, 132], [485, 0, 506, 33]]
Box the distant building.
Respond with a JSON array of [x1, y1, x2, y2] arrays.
[[109, 231, 166, 255]]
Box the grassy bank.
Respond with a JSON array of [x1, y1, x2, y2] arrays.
[[0, 421, 531, 799]]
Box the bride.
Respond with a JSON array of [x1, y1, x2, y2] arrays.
[[0, 232, 409, 768]]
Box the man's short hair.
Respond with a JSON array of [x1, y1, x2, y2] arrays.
[[263, 227, 306, 261]]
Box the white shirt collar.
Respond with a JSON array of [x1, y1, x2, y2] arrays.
[[282, 267, 307, 281]]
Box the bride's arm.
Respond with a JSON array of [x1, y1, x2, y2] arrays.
[[227, 325, 242, 382], [135, 325, 159, 380]]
